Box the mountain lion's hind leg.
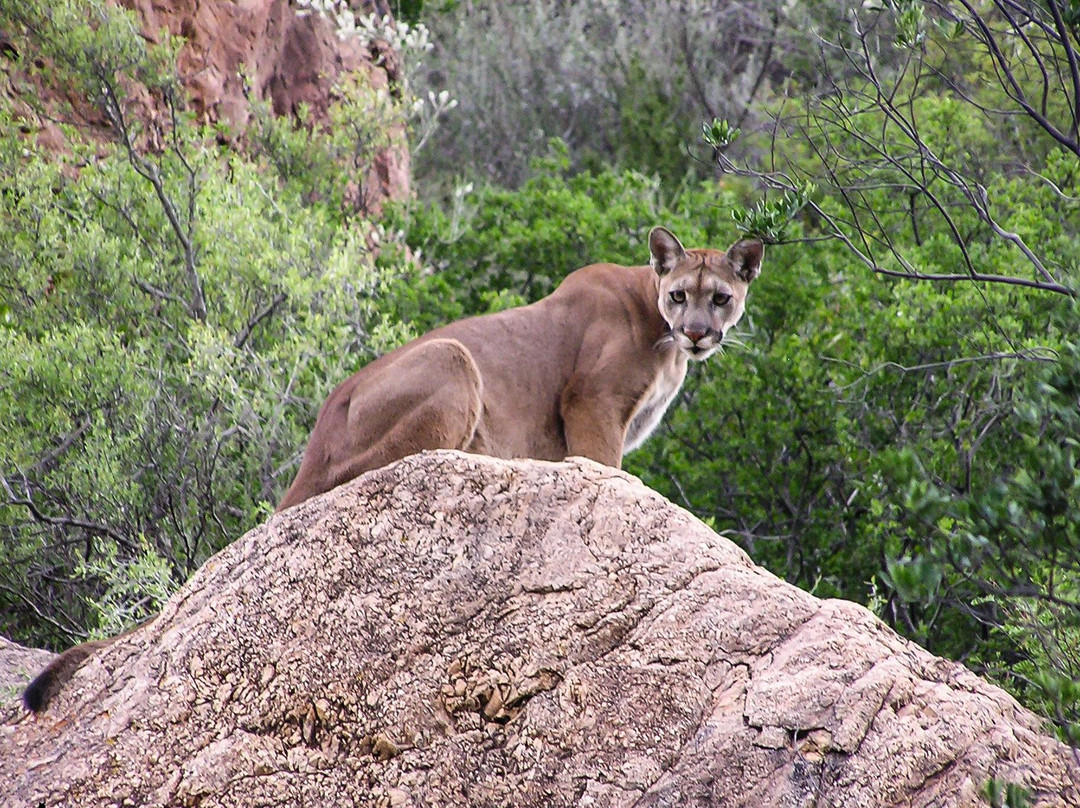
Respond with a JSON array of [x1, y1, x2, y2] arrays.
[[277, 338, 484, 510], [335, 337, 483, 482]]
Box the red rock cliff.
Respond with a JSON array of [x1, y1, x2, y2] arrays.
[[6, 0, 408, 216]]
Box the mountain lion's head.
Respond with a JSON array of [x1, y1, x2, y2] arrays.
[[649, 226, 763, 361]]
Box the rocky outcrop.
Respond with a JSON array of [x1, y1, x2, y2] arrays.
[[0, 637, 54, 707], [2, 451, 1077, 806], [3, 0, 408, 216], [124, 0, 408, 214]]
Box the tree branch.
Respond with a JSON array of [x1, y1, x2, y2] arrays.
[[234, 292, 287, 350], [0, 476, 136, 553], [98, 73, 207, 322]]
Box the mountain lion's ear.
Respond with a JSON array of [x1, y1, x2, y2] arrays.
[[726, 239, 764, 283], [649, 226, 686, 276]]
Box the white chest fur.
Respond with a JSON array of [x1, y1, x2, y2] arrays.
[[623, 359, 688, 453]]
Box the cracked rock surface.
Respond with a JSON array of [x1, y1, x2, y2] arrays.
[[2, 451, 1078, 806]]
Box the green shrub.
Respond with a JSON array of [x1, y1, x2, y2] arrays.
[[0, 1, 413, 648]]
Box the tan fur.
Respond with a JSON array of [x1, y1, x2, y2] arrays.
[[277, 227, 763, 511]]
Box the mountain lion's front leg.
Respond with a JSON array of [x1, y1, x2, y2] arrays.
[[559, 376, 627, 468]]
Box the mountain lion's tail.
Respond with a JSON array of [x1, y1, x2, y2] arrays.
[[22, 640, 111, 713]]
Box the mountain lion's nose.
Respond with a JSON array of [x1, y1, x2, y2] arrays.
[[684, 328, 707, 343]]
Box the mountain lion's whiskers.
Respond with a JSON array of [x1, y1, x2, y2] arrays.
[[653, 331, 677, 350]]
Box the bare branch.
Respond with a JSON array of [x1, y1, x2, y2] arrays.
[[825, 349, 1059, 388], [98, 73, 207, 322], [0, 476, 136, 553], [27, 418, 92, 477], [954, 0, 1079, 154], [1044, 0, 1080, 140], [234, 292, 287, 350]]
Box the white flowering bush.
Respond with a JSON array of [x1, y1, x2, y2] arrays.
[[355, 12, 433, 62], [294, 0, 357, 39], [295, 2, 456, 157]]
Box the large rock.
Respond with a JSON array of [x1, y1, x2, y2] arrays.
[[0, 638, 54, 706], [2, 451, 1077, 806]]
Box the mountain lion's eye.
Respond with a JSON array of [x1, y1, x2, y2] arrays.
[[712, 292, 731, 307], [669, 290, 687, 304]]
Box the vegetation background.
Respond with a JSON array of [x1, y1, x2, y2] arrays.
[[1, 0, 1077, 764]]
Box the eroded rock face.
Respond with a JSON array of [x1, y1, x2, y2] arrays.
[[7, 0, 408, 216], [132, 0, 410, 216], [2, 452, 1077, 806]]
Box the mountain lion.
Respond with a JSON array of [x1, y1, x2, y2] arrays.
[[276, 226, 763, 510], [21, 226, 761, 714]]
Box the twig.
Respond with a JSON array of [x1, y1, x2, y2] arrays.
[[0, 477, 135, 552], [234, 293, 287, 349]]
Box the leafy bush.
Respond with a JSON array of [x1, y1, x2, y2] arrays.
[[0, 1, 412, 647], [409, 0, 818, 189]]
